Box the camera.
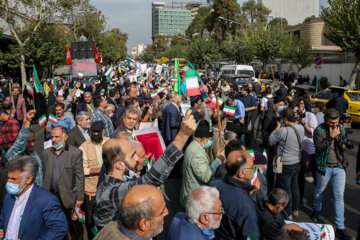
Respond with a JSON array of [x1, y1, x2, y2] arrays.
[[296, 110, 306, 118]]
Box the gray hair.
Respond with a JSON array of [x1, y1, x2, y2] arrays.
[[124, 106, 140, 118], [114, 131, 131, 139], [120, 197, 153, 230], [84, 91, 92, 97], [75, 111, 90, 122], [186, 186, 220, 224], [224, 131, 237, 141], [6, 156, 39, 183]]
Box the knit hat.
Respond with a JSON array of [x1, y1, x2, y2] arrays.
[[254, 152, 267, 165], [90, 121, 105, 132], [194, 120, 213, 138]]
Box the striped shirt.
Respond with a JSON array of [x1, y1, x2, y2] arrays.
[[93, 143, 183, 227], [91, 109, 114, 137]]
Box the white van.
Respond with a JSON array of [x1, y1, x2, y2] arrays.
[[220, 65, 256, 80]]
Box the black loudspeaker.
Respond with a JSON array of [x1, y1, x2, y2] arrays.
[[71, 42, 79, 52], [72, 52, 79, 59], [79, 42, 87, 51], [87, 51, 94, 58], [80, 51, 88, 59], [87, 41, 95, 51]]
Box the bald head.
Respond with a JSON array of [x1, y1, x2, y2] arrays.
[[131, 141, 146, 171], [226, 150, 254, 182], [122, 185, 161, 209], [173, 94, 182, 106]]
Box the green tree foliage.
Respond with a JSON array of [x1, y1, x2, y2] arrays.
[[97, 32, 126, 64], [267, 18, 289, 29], [242, 0, 271, 24], [321, 0, 360, 89], [185, 6, 212, 38], [161, 44, 189, 60], [221, 34, 255, 64], [187, 36, 221, 65]]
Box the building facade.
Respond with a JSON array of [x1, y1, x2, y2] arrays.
[[257, 0, 319, 25], [152, 2, 192, 41], [131, 43, 146, 58]]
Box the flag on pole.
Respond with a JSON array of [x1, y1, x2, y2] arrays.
[[320, 224, 326, 239], [38, 115, 47, 127], [32, 65, 43, 93], [184, 70, 201, 97], [263, 149, 267, 159], [173, 58, 181, 93], [151, 91, 158, 99], [250, 166, 258, 186], [25, 82, 34, 97], [212, 96, 223, 106], [157, 87, 165, 94], [185, 61, 204, 85], [66, 43, 72, 65], [202, 94, 211, 104], [78, 71, 84, 79], [48, 114, 58, 124], [223, 105, 236, 116], [75, 206, 85, 223], [94, 43, 101, 64], [50, 76, 56, 91], [247, 149, 255, 160]]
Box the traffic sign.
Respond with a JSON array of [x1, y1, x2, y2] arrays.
[[314, 56, 323, 66]]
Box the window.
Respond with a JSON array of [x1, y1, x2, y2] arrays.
[[346, 92, 360, 101], [315, 90, 333, 100]]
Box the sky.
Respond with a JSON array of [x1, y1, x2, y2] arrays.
[[91, 0, 327, 51]]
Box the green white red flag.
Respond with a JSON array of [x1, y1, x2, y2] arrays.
[[157, 87, 165, 94], [32, 65, 43, 93], [50, 76, 56, 91], [320, 224, 326, 239], [223, 105, 236, 116], [151, 91, 158, 99], [38, 115, 47, 126], [48, 114, 58, 124], [75, 207, 85, 223], [247, 149, 255, 160], [78, 71, 84, 79], [250, 166, 258, 186], [211, 96, 223, 106], [202, 94, 211, 104], [25, 82, 34, 97], [184, 70, 201, 97]]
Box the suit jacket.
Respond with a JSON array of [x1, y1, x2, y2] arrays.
[[67, 125, 86, 148], [161, 103, 182, 142], [6, 96, 26, 121], [42, 144, 84, 209], [0, 184, 68, 240]]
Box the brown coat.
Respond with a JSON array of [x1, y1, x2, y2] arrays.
[[94, 221, 131, 240]]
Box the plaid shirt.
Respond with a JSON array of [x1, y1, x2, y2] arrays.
[[0, 116, 20, 150], [93, 143, 183, 227], [91, 108, 114, 137], [5, 126, 43, 186]]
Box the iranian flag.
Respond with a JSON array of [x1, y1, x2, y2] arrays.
[[75, 207, 85, 223], [250, 166, 258, 186], [38, 115, 47, 127], [247, 149, 255, 160], [25, 82, 34, 97], [211, 96, 223, 106], [126, 55, 138, 64], [320, 224, 326, 239], [157, 87, 165, 93], [32, 65, 43, 93], [202, 94, 211, 104], [78, 71, 84, 79], [184, 70, 201, 97], [50, 76, 56, 91], [151, 91, 158, 99], [263, 149, 267, 159], [79, 89, 84, 94], [223, 105, 236, 116], [48, 114, 58, 124]]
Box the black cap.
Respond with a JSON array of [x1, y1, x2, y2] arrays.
[[90, 121, 105, 132], [194, 120, 213, 138], [254, 152, 267, 165]]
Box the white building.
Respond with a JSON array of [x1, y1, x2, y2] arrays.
[[258, 0, 319, 25], [131, 43, 147, 58]]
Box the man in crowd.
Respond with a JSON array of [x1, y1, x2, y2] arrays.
[[0, 109, 20, 152], [0, 156, 68, 240], [67, 111, 91, 147], [91, 95, 114, 137], [6, 87, 26, 125], [79, 121, 109, 239], [93, 110, 196, 229], [45, 102, 73, 139], [2, 100, 13, 115], [5, 110, 43, 186], [76, 91, 95, 117], [210, 150, 260, 239], [180, 120, 224, 207], [42, 126, 84, 239], [312, 109, 351, 240], [111, 106, 140, 139], [94, 185, 169, 240], [275, 80, 288, 101], [161, 94, 182, 145], [167, 186, 223, 240]]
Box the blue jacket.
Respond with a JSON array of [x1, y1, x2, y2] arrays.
[[161, 103, 182, 142], [209, 175, 261, 240], [0, 184, 68, 240], [166, 212, 213, 240]]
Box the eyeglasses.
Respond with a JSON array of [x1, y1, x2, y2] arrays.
[[205, 206, 225, 215]]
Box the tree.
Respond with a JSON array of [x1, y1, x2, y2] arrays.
[[282, 34, 312, 74], [186, 6, 212, 38], [267, 18, 289, 29], [221, 34, 256, 64], [161, 44, 189, 60], [321, 0, 360, 89], [97, 32, 127, 64], [187, 36, 221, 65], [242, 0, 271, 24]]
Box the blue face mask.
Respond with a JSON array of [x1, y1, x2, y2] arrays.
[[201, 228, 215, 237], [124, 168, 136, 181], [52, 144, 63, 151], [203, 139, 213, 149], [6, 182, 26, 195], [310, 108, 315, 113], [277, 105, 286, 112]]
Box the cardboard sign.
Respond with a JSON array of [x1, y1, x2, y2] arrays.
[[285, 221, 335, 240]]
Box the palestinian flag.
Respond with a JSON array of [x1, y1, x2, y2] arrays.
[[38, 115, 47, 127], [157, 87, 165, 94], [32, 65, 43, 93], [250, 166, 258, 186], [212, 96, 223, 106], [223, 105, 236, 116], [247, 149, 255, 160], [320, 224, 326, 239], [48, 114, 58, 124], [78, 71, 84, 79], [184, 70, 201, 97], [151, 91, 158, 99], [75, 207, 85, 223], [25, 82, 34, 97]]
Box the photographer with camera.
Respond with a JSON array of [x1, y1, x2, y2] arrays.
[[312, 108, 352, 240]]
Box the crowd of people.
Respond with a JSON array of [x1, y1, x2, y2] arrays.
[[0, 62, 358, 240]]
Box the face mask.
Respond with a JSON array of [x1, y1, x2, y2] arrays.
[[311, 108, 315, 113], [201, 228, 215, 237], [6, 181, 26, 195], [263, 168, 267, 176], [277, 105, 286, 112], [203, 139, 213, 149], [124, 169, 136, 181], [53, 144, 63, 151], [91, 134, 103, 143]]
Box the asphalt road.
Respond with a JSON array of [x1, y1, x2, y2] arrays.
[[32, 123, 360, 239]]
